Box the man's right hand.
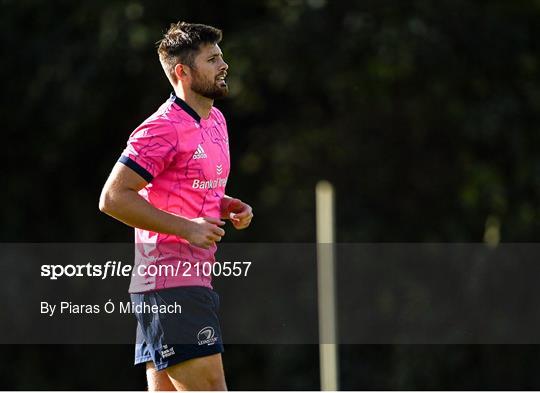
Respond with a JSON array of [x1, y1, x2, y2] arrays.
[[185, 217, 226, 249]]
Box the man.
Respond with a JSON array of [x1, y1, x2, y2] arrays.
[[99, 22, 253, 391]]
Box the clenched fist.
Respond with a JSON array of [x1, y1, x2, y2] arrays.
[[185, 217, 226, 249]]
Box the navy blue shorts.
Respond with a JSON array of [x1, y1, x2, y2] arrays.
[[132, 286, 224, 371]]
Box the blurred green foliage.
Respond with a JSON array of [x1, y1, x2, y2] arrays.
[[4, 0, 540, 243]]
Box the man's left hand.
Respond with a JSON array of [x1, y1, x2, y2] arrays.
[[222, 198, 253, 230]]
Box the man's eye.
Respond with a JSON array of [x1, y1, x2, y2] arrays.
[[209, 58, 216, 62]]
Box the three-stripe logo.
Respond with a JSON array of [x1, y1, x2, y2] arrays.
[[193, 144, 207, 160]]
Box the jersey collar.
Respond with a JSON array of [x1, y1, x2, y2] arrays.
[[171, 93, 201, 123]]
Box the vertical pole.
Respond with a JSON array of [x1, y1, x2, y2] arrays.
[[316, 180, 339, 391]]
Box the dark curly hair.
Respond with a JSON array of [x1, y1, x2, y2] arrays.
[[157, 21, 223, 83]]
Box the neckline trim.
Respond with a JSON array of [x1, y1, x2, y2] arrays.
[[172, 93, 201, 123]]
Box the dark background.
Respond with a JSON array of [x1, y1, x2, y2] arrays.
[[3, 0, 540, 389]]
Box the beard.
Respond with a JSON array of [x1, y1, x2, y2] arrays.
[[190, 69, 229, 99]]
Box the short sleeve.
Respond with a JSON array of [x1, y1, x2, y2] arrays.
[[118, 119, 178, 183]]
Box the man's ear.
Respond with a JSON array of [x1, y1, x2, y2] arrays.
[[174, 63, 189, 81]]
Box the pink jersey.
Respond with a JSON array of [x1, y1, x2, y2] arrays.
[[119, 94, 230, 293]]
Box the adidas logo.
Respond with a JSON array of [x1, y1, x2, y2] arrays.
[[193, 144, 207, 160]]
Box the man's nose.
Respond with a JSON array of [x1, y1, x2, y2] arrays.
[[220, 60, 228, 71]]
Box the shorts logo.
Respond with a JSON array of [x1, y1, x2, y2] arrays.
[[160, 345, 176, 359], [197, 326, 218, 346], [193, 144, 207, 160]]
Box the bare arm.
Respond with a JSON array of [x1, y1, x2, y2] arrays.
[[99, 163, 225, 249]]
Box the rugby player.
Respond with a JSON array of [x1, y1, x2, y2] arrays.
[[99, 21, 253, 391]]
